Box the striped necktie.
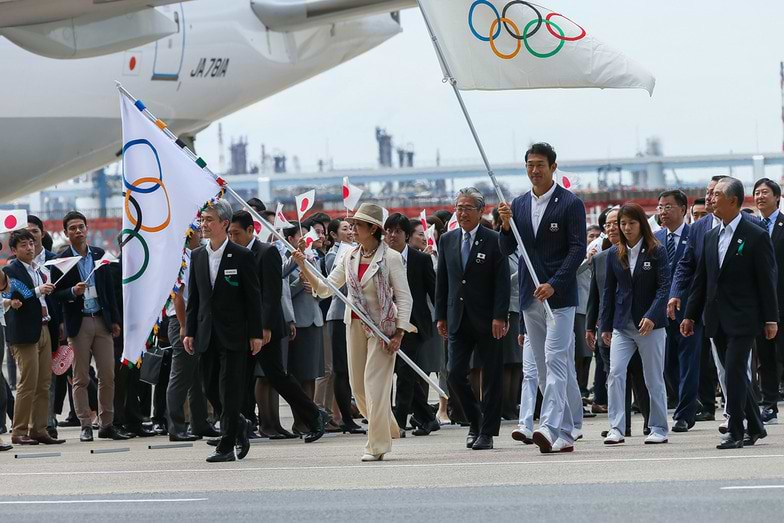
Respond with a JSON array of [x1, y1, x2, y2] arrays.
[[762, 217, 771, 236], [666, 233, 676, 266]]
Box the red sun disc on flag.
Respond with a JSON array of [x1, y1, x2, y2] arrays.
[[300, 198, 310, 212], [129, 56, 137, 71], [562, 176, 571, 189], [305, 237, 314, 247], [4, 215, 17, 230], [253, 220, 262, 234], [342, 186, 349, 199]]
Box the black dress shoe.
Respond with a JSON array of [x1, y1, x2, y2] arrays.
[[340, 424, 367, 435], [152, 423, 168, 436], [472, 435, 493, 450], [47, 427, 59, 439], [744, 430, 768, 446], [672, 420, 690, 433], [192, 425, 220, 438], [235, 419, 251, 460], [412, 426, 431, 436], [0, 442, 12, 451], [98, 426, 132, 440], [695, 411, 715, 422], [124, 425, 156, 438], [304, 411, 329, 444], [717, 436, 744, 450], [169, 432, 200, 442], [206, 437, 221, 447], [206, 449, 236, 463], [643, 427, 651, 436], [59, 417, 81, 428], [275, 427, 298, 439], [466, 432, 478, 449], [80, 427, 94, 442]]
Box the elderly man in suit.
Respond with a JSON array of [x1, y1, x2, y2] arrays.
[[436, 187, 510, 451], [498, 142, 586, 453], [682, 176, 777, 449], [183, 199, 264, 463]]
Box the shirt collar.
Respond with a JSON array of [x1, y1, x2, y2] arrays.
[[766, 209, 780, 223], [720, 212, 743, 235], [461, 223, 480, 240], [70, 245, 92, 258], [531, 181, 557, 203], [711, 214, 721, 229], [19, 259, 37, 271], [668, 222, 686, 238], [245, 237, 256, 250], [401, 244, 409, 262], [628, 240, 643, 257], [208, 237, 229, 256]]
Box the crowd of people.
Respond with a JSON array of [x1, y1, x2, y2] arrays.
[[0, 141, 782, 460]]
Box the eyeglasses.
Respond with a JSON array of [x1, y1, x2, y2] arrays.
[[604, 222, 619, 230], [656, 204, 682, 212], [455, 206, 478, 214]]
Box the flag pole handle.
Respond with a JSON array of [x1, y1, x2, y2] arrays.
[[116, 83, 447, 399], [416, 2, 554, 321]]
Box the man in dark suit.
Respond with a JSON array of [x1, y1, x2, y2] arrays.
[[753, 178, 784, 425], [51, 211, 127, 442], [682, 176, 777, 449], [498, 142, 586, 453], [655, 190, 699, 432], [228, 210, 326, 444], [183, 200, 264, 462], [436, 187, 510, 450], [384, 213, 438, 436]]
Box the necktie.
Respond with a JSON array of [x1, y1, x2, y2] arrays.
[[763, 217, 771, 235], [461, 232, 471, 270], [666, 233, 676, 266]]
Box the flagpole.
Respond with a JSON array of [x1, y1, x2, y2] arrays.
[[415, 2, 554, 321], [116, 83, 447, 399]]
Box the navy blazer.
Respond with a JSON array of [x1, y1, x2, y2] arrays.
[[600, 243, 670, 333], [499, 184, 587, 310], [767, 211, 784, 321], [655, 223, 690, 322], [3, 260, 49, 345], [435, 225, 510, 337]]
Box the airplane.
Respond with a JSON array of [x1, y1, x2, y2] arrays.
[[0, 0, 417, 202]]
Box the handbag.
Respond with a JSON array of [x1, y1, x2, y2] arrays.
[[139, 345, 170, 385]]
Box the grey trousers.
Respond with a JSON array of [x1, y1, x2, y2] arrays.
[[166, 317, 210, 435], [608, 322, 669, 437]]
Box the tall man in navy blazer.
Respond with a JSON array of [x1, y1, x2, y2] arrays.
[[682, 177, 777, 449], [436, 187, 510, 451], [655, 190, 699, 432], [498, 142, 587, 453]]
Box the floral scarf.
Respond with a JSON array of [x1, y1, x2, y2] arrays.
[[345, 243, 398, 338]]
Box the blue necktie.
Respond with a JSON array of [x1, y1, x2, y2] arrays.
[[461, 232, 471, 270], [666, 233, 676, 266], [763, 217, 772, 236]]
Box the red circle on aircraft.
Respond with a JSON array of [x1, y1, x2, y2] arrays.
[[253, 220, 262, 234], [129, 56, 137, 71], [300, 198, 310, 212], [4, 215, 17, 230], [342, 186, 349, 199]]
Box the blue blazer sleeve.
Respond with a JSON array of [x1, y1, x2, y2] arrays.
[[435, 235, 449, 322], [499, 197, 522, 256], [600, 253, 617, 334], [547, 198, 587, 294], [671, 224, 699, 301], [645, 245, 671, 327]]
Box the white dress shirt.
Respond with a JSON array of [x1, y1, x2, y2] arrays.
[[207, 237, 229, 288], [401, 245, 409, 267], [627, 240, 643, 276], [21, 259, 50, 322], [711, 214, 721, 230], [531, 181, 557, 237], [718, 212, 742, 268], [460, 223, 481, 247], [34, 248, 49, 279], [667, 222, 686, 244]]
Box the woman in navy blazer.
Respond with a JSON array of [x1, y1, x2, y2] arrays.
[[600, 203, 670, 445]]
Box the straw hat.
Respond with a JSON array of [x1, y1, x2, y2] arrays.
[[347, 203, 384, 229]]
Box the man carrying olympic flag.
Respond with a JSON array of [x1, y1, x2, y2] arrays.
[[120, 94, 222, 365], [415, 0, 656, 453]]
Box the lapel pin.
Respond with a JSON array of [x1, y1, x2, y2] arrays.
[[737, 239, 742, 244], [554, 197, 559, 203], [643, 261, 651, 270], [549, 223, 559, 232], [227, 253, 233, 258]]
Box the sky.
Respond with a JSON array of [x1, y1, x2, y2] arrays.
[[192, 1, 784, 185]]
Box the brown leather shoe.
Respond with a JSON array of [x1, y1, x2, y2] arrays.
[[31, 433, 65, 445], [11, 435, 39, 445], [591, 403, 608, 414]]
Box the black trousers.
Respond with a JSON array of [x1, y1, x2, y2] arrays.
[[756, 329, 784, 413], [210, 345, 247, 454], [697, 324, 718, 415], [713, 329, 765, 440], [257, 338, 320, 430], [151, 348, 171, 426], [447, 318, 503, 436], [394, 336, 435, 429], [166, 317, 210, 435], [113, 336, 144, 428]]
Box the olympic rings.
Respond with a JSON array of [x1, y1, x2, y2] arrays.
[[124, 176, 172, 233], [545, 12, 586, 41], [122, 139, 163, 194], [489, 18, 521, 60], [468, 1, 586, 60], [120, 228, 149, 284], [122, 193, 143, 245]]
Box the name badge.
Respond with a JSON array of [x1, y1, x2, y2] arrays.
[[85, 286, 98, 300], [224, 269, 238, 276]]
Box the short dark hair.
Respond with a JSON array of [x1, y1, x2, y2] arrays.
[[246, 198, 266, 213], [433, 210, 452, 226], [63, 211, 87, 231], [720, 177, 745, 208], [302, 217, 325, 231], [9, 229, 35, 249], [283, 224, 304, 242], [692, 197, 706, 207], [753, 178, 782, 199], [262, 210, 275, 222], [384, 213, 412, 240], [711, 174, 728, 183], [409, 218, 423, 232], [598, 206, 617, 229], [587, 224, 601, 234], [525, 142, 557, 166], [231, 210, 254, 231], [328, 218, 345, 240], [426, 215, 444, 235], [27, 214, 44, 232], [310, 212, 332, 227], [42, 232, 53, 252]]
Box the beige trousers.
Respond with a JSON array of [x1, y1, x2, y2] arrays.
[[314, 327, 335, 418], [11, 328, 52, 438], [69, 317, 115, 428], [347, 321, 399, 456]]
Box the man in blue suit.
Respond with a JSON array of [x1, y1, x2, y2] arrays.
[[498, 142, 586, 453], [655, 190, 699, 432]]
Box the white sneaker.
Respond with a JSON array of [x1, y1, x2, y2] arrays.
[[603, 428, 625, 445], [532, 429, 554, 453], [361, 453, 384, 462], [571, 428, 583, 441], [644, 432, 668, 444], [511, 427, 533, 444], [552, 438, 574, 453]]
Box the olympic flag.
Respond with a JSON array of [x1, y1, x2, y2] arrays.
[[418, 0, 655, 94], [120, 93, 221, 365]]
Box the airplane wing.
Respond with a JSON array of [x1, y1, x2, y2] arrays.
[[251, 0, 417, 32], [0, 0, 192, 59]]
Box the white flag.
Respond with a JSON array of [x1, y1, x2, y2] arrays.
[[273, 203, 293, 230], [419, 210, 428, 231], [0, 209, 27, 233], [295, 190, 316, 222], [120, 92, 221, 365], [86, 251, 118, 280], [44, 255, 81, 283], [418, 0, 655, 94], [447, 212, 459, 231], [343, 177, 363, 211]]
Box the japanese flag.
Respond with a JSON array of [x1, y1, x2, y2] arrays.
[[273, 203, 293, 230], [556, 169, 579, 191], [295, 190, 316, 221], [0, 209, 27, 233], [95, 251, 119, 267], [426, 224, 437, 250], [343, 177, 363, 211], [419, 210, 428, 231], [303, 227, 320, 249], [447, 212, 459, 231]]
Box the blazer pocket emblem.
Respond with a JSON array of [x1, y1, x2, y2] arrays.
[[643, 261, 652, 271], [549, 223, 559, 232], [476, 253, 486, 264]]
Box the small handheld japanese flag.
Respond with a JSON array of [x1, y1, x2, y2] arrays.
[[556, 169, 579, 191], [295, 190, 316, 221], [44, 256, 82, 284], [419, 210, 428, 231], [343, 177, 363, 211], [86, 251, 118, 280], [426, 224, 437, 250], [447, 212, 459, 231], [303, 227, 320, 248], [273, 203, 293, 230], [0, 210, 27, 233]]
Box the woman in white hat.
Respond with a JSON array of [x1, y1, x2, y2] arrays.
[[292, 203, 415, 461]]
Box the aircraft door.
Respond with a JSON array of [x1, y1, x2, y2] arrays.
[[152, 3, 185, 81]]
